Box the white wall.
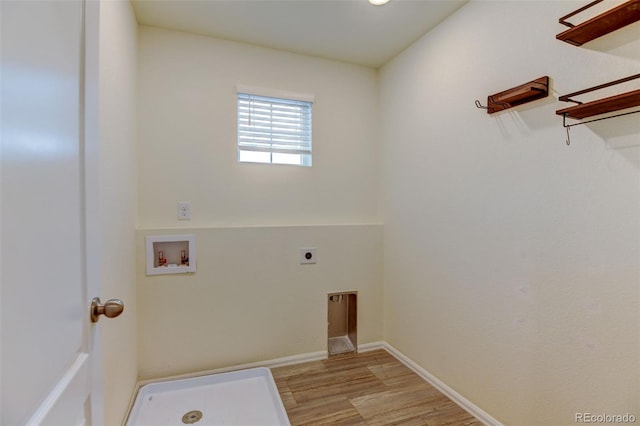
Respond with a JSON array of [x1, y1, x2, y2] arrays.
[[380, 1, 639, 425], [137, 225, 383, 380], [97, 1, 138, 423], [137, 26, 380, 227], [136, 27, 383, 379]]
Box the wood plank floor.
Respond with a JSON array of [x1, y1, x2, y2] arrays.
[[271, 349, 483, 426]]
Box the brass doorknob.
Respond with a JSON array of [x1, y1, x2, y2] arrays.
[[90, 297, 124, 323]]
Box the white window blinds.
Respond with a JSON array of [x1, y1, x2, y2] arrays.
[[237, 91, 312, 166]]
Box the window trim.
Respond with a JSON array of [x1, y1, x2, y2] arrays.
[[236, 84, 315, 104]]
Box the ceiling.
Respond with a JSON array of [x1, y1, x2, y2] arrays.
[[131, 0, 467, 69]]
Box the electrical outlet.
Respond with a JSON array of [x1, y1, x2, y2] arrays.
[[177, 201, 192, 220], [300, 247, 317, 264]]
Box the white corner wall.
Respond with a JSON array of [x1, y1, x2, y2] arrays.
[[380, 1, 639, 425], [97, 1, 138, 424], [136, 27, 383, 380]]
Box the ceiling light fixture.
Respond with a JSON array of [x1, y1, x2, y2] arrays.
[[369, 0, 390, 5]]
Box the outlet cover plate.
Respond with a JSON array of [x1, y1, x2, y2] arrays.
[[177, 201, 192, 220]]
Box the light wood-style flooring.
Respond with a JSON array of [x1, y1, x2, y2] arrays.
[[271, 349, 483, 426]]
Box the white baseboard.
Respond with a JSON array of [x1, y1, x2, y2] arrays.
[[136, 341, 387, 389], [380, 342, 503, 426], [356, 341, 386, 352], [136, 350, 328, 388]]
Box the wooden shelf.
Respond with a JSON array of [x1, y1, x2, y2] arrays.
[[556, 74, 640, 120], [556, 0, 640, 46], [485, 76, 549, 114], [556, 89, 640, 119]]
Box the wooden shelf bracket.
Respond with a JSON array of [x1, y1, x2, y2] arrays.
[[556, 73, 640, 145], [475, 76, 550, 114]]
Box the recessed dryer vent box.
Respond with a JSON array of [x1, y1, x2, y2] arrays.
[[328, 291, 357, 356], [145, 234, 196, 276]]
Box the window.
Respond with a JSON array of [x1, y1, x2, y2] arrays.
[[237, 87, 313, 166]]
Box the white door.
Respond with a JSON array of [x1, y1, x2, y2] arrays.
[[1, 0, 105, 424]]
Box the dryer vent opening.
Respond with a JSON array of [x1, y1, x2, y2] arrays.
[[327, 292, 357, 356]]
